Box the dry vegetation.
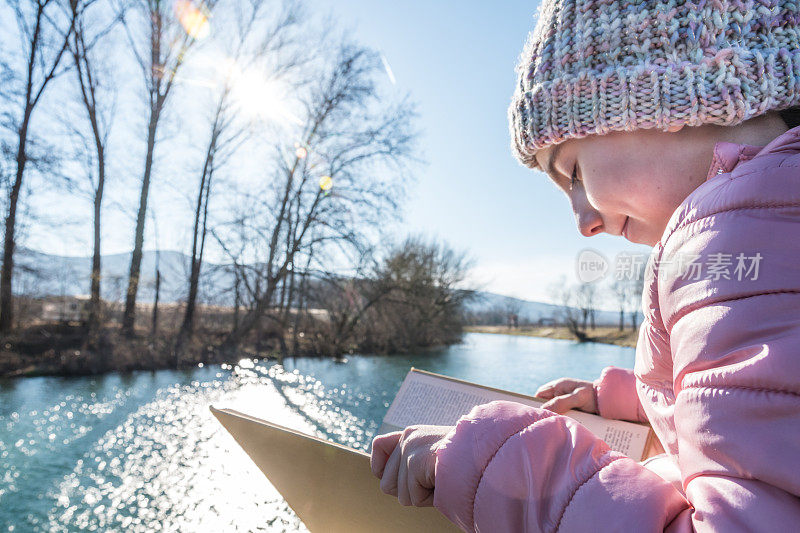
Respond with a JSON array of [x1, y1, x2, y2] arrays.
[[464, 325, 639, 348]]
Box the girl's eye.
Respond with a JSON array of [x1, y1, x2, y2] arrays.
[[569, 166, 579, 190]]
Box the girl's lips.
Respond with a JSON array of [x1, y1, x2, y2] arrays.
[[622, 217, 631, 239]]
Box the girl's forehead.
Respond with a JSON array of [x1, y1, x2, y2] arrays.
[[536, 142, 568, 179], [534, 133, 636, 172]]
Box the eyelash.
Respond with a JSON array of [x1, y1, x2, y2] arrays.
[[569, 166, 579, 190]]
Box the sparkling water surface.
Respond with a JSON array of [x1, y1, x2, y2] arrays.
[[0, 332, 634, 532]]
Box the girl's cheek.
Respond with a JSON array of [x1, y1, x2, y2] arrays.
[[582, 181, 615, 213], [579, 164, 616, 208]]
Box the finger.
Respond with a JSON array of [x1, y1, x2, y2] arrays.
[[409, 463, 434, 507], [397, 452, 411, 506], [371, 432, 402, 478], [535, 377, 566, 398], [541, 389, 588, 414], [412, 485, 435, 507], [380, 444, 401, 497], [534, 384, 556, 399], [535, 378, 576, 399]]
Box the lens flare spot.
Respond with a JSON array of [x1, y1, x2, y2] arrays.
[[229, 68, 297, 123], [175, 0, 210, 40], [319, 176, 333, 191]]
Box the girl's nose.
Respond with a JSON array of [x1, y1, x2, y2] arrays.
[[573, 203, 604, 237]]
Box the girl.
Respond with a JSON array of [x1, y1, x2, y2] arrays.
[[371, 0, 800, 531]]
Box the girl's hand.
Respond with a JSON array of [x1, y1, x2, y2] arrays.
[[370, 425, 454, 507], [535, 377, 598, 414]]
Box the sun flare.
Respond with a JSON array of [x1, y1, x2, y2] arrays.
[[228, 67, 299, 125], [174, 0, 210, 40]]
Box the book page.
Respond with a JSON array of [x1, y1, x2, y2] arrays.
[[379, 369, 652, 460]]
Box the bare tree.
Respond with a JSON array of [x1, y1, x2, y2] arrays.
[[367, 236, 473, 353], [576, 282, 597, 330], [611, 278, 627, 331], [0, 0, 79, 333], [288, 248, 315, 355], [548, 277, 588, 341], [307, 249, 391, 357], [174, 0, 303, 359], [620, 256, 648, 331], [151, 255, 160, 338], [306, 236, 473, 356], [504, 299, 521, 329], [626, 273, 646, 331], [118, 0, 217, 336], [68, 0, 120, 346], [216, 39, 418, 354]]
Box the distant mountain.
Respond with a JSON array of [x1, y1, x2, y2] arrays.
[[13, 248, 231, 306], [463, 290, 628, 326], [12, 248, 638, 326]]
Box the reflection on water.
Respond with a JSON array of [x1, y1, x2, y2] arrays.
[[0, 333, 634, 531]]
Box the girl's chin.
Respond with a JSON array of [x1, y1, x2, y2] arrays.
[[628, 231, 658, 247], [623, 225, 655, 246]]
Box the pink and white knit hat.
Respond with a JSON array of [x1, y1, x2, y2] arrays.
[[509, 0, 800, 170]]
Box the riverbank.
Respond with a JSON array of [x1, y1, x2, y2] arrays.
[[0, 323, 233, 378], [464, 325, 638, 348], [0, 321, 455, 379], [0, 323, 639, 379]]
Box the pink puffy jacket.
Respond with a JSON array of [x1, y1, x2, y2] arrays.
[[432, 126, 800, 531]]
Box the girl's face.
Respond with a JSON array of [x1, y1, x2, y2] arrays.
[[533, 125, 721, 246]]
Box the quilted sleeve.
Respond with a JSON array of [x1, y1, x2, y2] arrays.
[[433, 400, 689, 532]]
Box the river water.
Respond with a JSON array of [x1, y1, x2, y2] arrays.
[[0, 332, 635, 532]]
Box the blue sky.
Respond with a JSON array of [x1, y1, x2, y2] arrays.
[[19, 0, 652, 304], [308, 0, 651, 301]]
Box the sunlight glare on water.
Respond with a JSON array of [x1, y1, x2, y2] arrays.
[[1, 361, 378, 532], [0, 333, 635, 531], [46, 364, 327, 532]]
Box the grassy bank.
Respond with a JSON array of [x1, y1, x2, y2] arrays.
[[464, 325, 638, 348], [0, 323, 242, 378]]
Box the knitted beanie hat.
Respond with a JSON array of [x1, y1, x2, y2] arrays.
[[509, 0, 800, 170]]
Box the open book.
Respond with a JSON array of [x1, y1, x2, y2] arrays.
[[378, 368, 658, 461], [211, 367, 659, 532]]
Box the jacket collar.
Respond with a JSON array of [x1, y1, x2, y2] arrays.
[[706, 124, 800, 181]]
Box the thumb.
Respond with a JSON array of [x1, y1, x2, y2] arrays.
[[371, 431, 402, 478], [541, 387, 589, 415]]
